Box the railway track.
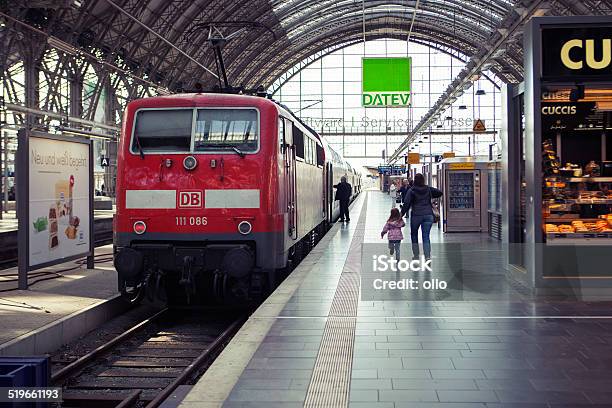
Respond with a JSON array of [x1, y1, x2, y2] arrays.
[[51, 308, 245, 408]]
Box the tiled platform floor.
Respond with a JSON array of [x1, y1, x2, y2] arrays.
[[183, 190, 612, 407], [0, 244, 118, 346]]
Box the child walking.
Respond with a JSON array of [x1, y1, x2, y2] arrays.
[[381, 208, 405, 261]]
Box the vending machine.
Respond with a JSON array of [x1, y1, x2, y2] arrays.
[[440, 157, 490, 232]]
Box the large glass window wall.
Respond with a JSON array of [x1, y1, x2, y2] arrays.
[[272, 39, 502, 168]]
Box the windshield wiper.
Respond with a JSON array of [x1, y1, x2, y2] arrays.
[[231, 146, 245, 158], [134, 133, 145, 159], [200, 143, 246, 158]]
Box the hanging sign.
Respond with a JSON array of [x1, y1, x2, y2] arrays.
[[362, 57, 412, 107], [542, 25, 612, 79], [407, 153, 420, 164], [473, 119, 486, 132], [443, 152, 456, 159]]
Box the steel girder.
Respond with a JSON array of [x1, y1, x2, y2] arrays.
[[0, 0, 611, 131]]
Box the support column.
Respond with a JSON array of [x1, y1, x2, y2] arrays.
[[69, 71, 83, 119], [23, 51, 39, 128], [104, 82, 117, 198]]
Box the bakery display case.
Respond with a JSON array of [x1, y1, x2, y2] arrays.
[[543, 180, 612, 245], [542, 101, 612, 245], [537, 86, 612, 279]]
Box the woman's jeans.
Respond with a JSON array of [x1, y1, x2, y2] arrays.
[[410, 214, 435, 258]]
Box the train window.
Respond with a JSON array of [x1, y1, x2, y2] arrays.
[[278, 118, 285, 152], [310, 139, 316, 165], [308, 139, 316, 165], [133, 109, 192, 152], [316, 144, 324, 167], [307, 138, 314, 164], [194, 109, 258, 152], [293, 125, 304, 159], [304, 138, 310, 163]]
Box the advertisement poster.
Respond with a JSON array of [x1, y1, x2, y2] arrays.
[[28, 136, 90, 267]]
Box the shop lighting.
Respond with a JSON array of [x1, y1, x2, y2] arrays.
[[459, 105, 467, 110], [436, 124, 443, 128], [47, 36, 78, 56], [476, 89, 486, 96], [445, 116, 452, 121], [595, 101, 612, 111]]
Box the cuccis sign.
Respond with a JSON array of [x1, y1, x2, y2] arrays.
[[560, 39, 611, 70], [542, 26, 612, 78]]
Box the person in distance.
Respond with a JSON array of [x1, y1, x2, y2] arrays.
[[334, 175, 352, 222]]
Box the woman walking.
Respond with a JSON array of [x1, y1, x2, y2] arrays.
[[400, 173, 443, 260]]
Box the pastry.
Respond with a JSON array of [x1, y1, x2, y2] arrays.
[[545, 224, 559, 233], [65, 226, 77, 239]]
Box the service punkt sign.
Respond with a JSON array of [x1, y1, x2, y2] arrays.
[[362, 57, 411, 107]]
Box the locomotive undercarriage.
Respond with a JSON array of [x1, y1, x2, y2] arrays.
[[114, 222, 330, 306], [114, 241, 273, 305]]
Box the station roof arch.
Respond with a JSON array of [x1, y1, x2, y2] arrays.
[[2, 0, 609, 95]]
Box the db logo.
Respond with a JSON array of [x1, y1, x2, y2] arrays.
[[178, 191, 203, 208]]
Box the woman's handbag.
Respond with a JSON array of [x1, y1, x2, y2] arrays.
[[429, 188, 441, 223]]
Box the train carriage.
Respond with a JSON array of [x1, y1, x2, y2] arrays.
[[113, 93, 359, 304]]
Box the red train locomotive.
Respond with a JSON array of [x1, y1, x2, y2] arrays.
[[113, 93, 360, 304]]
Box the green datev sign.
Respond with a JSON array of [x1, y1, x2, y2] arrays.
[[362, 57, 411, 107]]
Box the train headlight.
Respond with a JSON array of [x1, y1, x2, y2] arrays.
[[183, 155, 197, 171], [133, 221, 147, 235], [238, 221, 252, 235]]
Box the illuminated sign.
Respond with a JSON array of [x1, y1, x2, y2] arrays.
[[362, 58, 411, 107], [542, 26, 612, 79], [449, 162, 476, 170]]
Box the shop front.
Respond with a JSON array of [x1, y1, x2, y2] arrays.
[[505, 16, 612, 294]]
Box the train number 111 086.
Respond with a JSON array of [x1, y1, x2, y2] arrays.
[[175, 216, 208, 226]]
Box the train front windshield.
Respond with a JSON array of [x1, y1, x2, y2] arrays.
[[194, 109, 258, 152], [131, 108, 259, 154]]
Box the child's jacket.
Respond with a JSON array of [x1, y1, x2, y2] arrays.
[[381, 219, 405, 241]]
